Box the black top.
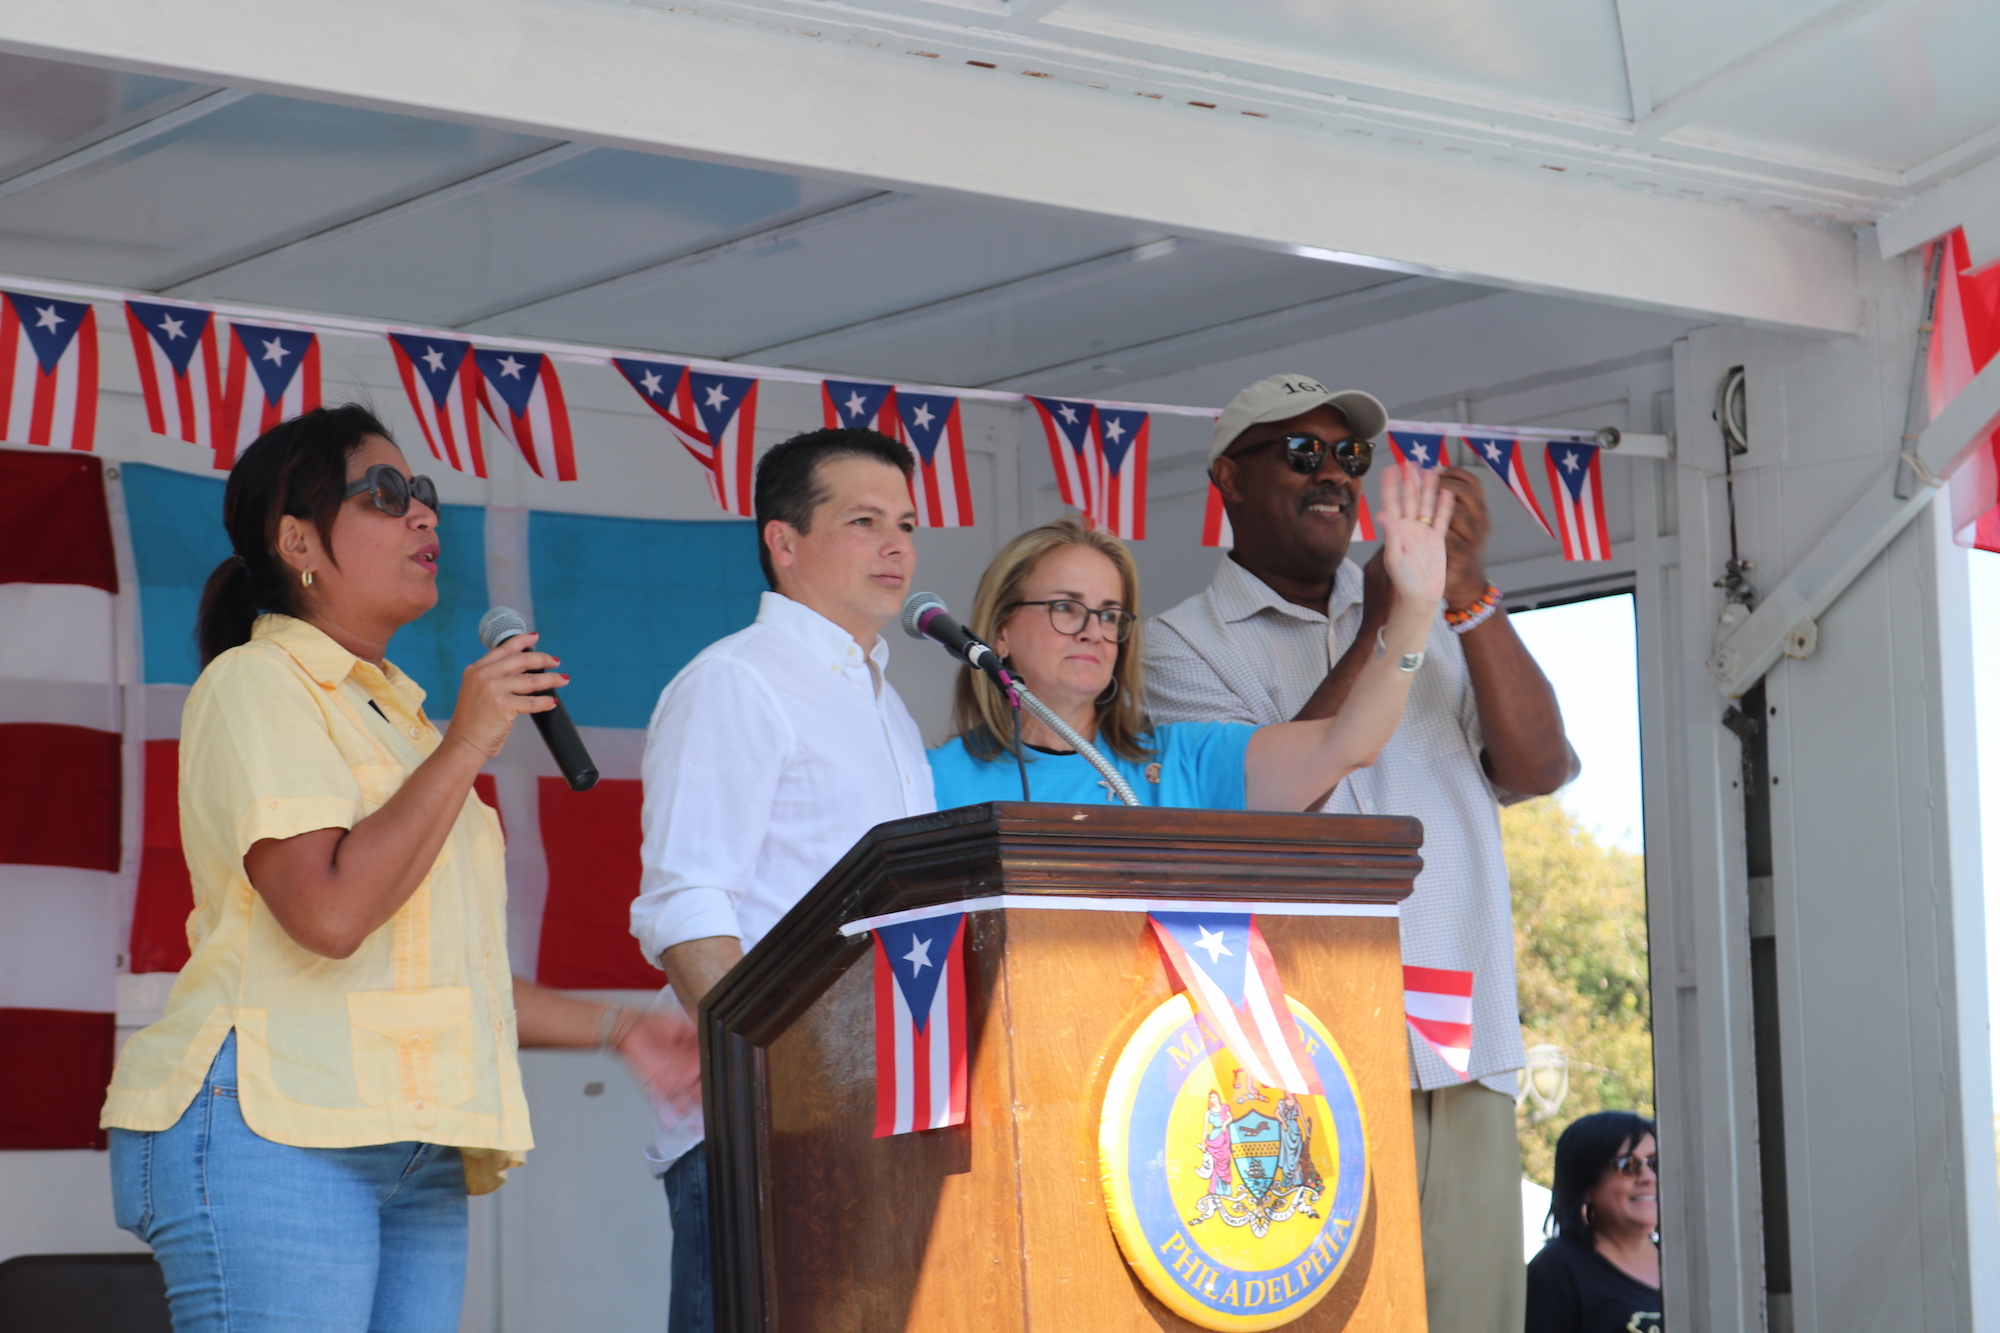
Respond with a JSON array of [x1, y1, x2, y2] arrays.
[[1525, 1235, 1663, 1333]]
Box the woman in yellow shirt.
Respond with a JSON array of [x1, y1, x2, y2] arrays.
[[100, 406, 683, 1333]]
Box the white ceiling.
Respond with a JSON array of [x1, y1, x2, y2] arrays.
[[0, 0, 1993, 404]]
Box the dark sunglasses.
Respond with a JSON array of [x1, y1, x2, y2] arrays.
[[1613, 1152, 1658, 1177], [1228, 432, 1373, 478], [343, 464, 438, 517], [1007, 599, 1137, 643]]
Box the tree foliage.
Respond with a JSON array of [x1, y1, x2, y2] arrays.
[[1505, 797, 1653, 1188]]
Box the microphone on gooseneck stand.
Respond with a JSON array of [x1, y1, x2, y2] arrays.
[[477, 607, 599, 792]]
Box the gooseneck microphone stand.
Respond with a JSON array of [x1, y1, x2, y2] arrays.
[[996, 669, 1140, 807]]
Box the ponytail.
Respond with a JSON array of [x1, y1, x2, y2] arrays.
[[193, 404, 395, 665]]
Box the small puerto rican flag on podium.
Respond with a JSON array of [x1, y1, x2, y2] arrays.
[[873, 913, 968, 1137], [1403, 964, 1474, 1079]]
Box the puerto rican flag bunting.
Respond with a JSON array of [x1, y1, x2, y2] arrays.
[[219, 322, 319, 470], [1544, 441, 1612, 561], [873, 913, 968, 1137], [474, 350, 576, 481], [125, 300, 220, 451], [0, 292, 99, 452], [1148, 913, 1322, 1097], [1467, 435, 1556, 540], [1030, 397, 1095, 515], [1403, 965, 1473, 1079], [1088, 407, 1148, 540], [1387, 431, 1448, 470], [389, 335, 486, 478], [896, 392, 975, 528], [822, 379, 899, 434], [1929, 229, 2000, 551], [614, 358, 758, 516]]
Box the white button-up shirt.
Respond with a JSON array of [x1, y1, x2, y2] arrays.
[[1146, 556, 1560, 1094], [632, 592, 935, 1169], [632, 591, 935, 965]]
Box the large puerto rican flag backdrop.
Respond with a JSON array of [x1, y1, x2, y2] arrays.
[[0, 444, 767, 1148]]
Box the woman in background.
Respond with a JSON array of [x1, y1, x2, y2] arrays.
[[1525, 1110, 1662, 1333], [101, 406, 694, 1333], [929, 461, 1450, 812]]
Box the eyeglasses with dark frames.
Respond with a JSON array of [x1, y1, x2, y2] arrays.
[[1612, 1152, 1659, 1178], [343, 464, 439, 518], [1006, 599, 1137, 643], [1226, 432, 1373, 478]]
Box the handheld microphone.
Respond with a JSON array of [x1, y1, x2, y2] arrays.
[[477, 607, 599, 791], [900, 592, 1004, 677]]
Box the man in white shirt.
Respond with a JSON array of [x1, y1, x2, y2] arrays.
[[630, 428, 936, 1333], [1144, 374, 1576, 1333]]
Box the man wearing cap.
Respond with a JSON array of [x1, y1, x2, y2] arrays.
[[1144, 373, 1576, 1333]]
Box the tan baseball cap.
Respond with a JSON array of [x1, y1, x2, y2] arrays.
[[1209, 374, 1388, 462]]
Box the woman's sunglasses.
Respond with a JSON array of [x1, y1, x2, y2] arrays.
[[1613, 1152, 1659, 1177], [1227, 432, 1373, 478], [343, 464, 439, 517]]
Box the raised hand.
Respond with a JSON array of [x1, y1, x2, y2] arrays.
[[1374, 461, 1455, 607]]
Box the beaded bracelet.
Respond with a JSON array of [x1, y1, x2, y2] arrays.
[[1445, 585, 1501, 634]]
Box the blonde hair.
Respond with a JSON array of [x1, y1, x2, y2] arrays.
[[950, 518, 1153, 763]]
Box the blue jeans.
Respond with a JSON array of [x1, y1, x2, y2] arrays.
[[663, 1146, 714, 1333], [109, 1032, 468, 1333]]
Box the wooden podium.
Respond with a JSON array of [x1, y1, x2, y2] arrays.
[[700, 803, 1429, 1332]]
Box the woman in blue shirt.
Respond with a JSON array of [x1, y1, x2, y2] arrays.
[[930, 461, 1451, 811]]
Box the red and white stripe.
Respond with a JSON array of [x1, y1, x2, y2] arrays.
[[389, 335, 488, 478], [1404, 964, 1473, 1079], [0, 294, 98, 452], [1029, 397, 1095, 515], [219, 324, 319, 470], [124, 301, 221, 450], [1545, 442, 1613, 562], [1087, 408, 1148, 540], [475, 352, 577, 482]]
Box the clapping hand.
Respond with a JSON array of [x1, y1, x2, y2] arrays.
[[1374, 461, 1454, 608]]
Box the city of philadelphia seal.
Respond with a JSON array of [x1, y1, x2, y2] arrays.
[[1098, 992, 1369, 1330]]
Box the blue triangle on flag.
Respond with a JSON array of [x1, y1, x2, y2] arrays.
[[1095, 409, 1144, 474], [615, 357, 683, 403], [689, 372, 753, 436], [232, 324, 314, 406], [1467, 436, 1514, 471], [6, 293, 90, 375], [474, 349, 545, 418], [1392, 432, 1445, 468], [826, 380, 893, 428], [391, 334, 472, 409], [1034, 397, 1094, 451], [876, 914, 962, 1032], [1152, 911, 1253, 1003], [898, 393, 955, 465], [1550, 443, 1594, 499], [127, 301, 212, 377]]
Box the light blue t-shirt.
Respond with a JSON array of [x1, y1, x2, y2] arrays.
[[929, 720, 1255, 810]]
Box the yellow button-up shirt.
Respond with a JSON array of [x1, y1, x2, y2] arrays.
[[102, 615, 531, 1190]]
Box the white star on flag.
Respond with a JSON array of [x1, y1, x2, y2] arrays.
[[1561, 450, 1581, 473], [1193, 924, 1231, 964], [260, 337, 290, 364], [1056, 403, 1079, 424], [639, 370, 664, 396], [903, 935, 933, 974], [1484, 442, 1503, 461], [495, 355, 525, 379], [156, 315, 185, 341], [1102, 418, 1125, 443], [34, 305, 64, 332], [421, 346, 446, 374], [704, 383, 729, 409], [910, 403, 935, 429], [844, 391, 868, 420], [1411, 442, 1430, 463]]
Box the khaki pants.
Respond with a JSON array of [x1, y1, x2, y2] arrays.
[[1410, 1083, 1526, 1333]]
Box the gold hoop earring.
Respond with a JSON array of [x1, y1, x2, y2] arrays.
[[301, 569, 313, 588]]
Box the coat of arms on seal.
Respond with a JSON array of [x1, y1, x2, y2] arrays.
[[1099, 993, 1369, 1331]]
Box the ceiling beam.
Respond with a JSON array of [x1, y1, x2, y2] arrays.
[[982, 276, 1491, 390], [162, 141, 593, 295], [997, 0, 1073, 31], [1610, 0, 1652, 121], [459, 190, 905, 331], [1632, 0, 1893, 141], [731, 237, 1180, 362], [0, 0, 1862, 333], [0, 85, 250, 204]]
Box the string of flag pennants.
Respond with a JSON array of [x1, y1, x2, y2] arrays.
[[13, 278, 1612, 559]]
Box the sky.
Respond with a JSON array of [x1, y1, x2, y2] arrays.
[[1510, 594, 1645, 855]]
